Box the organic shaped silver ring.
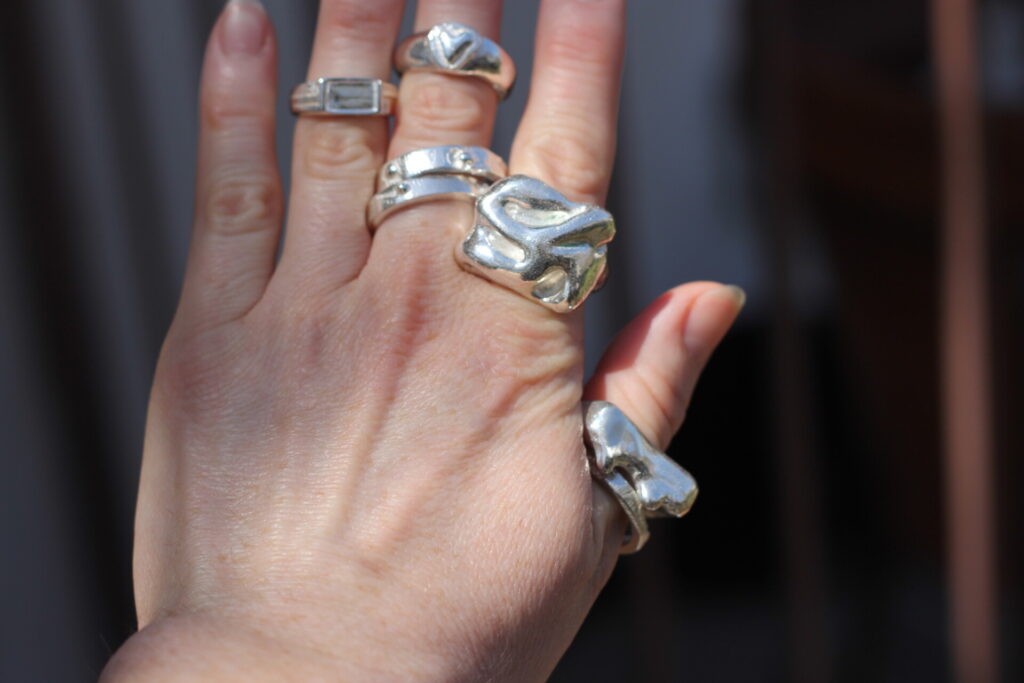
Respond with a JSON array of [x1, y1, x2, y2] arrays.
[[377, 145, 507, 191], [583, 401, 699, 554], [290, 78, 397, 116], [367, 175, 492, 231], [457, 175, 616, 313], [394, 22, 516, 99]]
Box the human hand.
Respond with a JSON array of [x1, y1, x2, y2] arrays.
[[103, 0, 743, 679]]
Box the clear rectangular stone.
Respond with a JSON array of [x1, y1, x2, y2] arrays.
[[324, 80, 379, 114]]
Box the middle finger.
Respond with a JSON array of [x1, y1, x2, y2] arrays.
[[386, 0, 504, 158]]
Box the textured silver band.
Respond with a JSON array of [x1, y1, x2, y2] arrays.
[[367, 175, 492, 230], [377, 145, 507, 191], [394, 22, 516, 99], [290, 78, 397, 116]]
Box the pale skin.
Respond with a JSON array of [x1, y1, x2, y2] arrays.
[[101, 0, 744, 680]]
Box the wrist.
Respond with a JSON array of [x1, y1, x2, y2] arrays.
[[101, 613, 349, 682], [101, 607, 473, 682]]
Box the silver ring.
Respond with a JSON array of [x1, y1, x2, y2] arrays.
[[290, 78, 397, 116], [457, 175, 616, 313], [583, 401, 699, 554], [394, 22, 516, 99], [377, 145, 507, 191], [367, 175, 492, 230], [602, 471, 650, 554]]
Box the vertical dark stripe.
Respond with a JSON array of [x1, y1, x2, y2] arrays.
[[749, 2, 831, 681]]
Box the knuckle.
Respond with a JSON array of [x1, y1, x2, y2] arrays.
[[202, 92, 273, 133], [320, 0, 399, 38], [541, 2, 624, 73], [544, 35, 614, 75], [301, 121, 381, 180], [474, 307, 580, 390], [283, 299, 341, 364], [401, 78, 489, 133], [521, 131, 610, 203], [154, 326, 246, 417], [204, 175, 282, 235]]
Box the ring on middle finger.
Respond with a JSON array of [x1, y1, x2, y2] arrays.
[[367, 175, 493, 231], [394, 22, 516, 100], [376, 145, 508, 190], [367, 145, 508, 231], [370, 144, 509, 229]]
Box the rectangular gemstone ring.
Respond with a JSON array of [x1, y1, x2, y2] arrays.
[[290, 78, 397, 117]]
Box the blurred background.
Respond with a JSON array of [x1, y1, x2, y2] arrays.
[[1, 0, 1021, 681]]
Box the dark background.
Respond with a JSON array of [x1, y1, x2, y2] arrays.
[[1, 0, 1021, 681]]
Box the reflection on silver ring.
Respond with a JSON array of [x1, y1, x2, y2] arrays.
[[457, 175, 615, 313], [394, 22, 516, 99], [602, 470, 650, 554], [290, 78, 397, 116], [583, 401, 699, 554], [377, 146, 507, 191], [367, 175, 492, 231]]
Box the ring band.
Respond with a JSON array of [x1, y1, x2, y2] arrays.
[[457, 175, 616, 313], [290, 78, 397, 116], [394, 22, 516, 99], [602, 470, 650, 554], [367, 175, 492, 230], [377, 145, 507, 191], [583, 401, 699, 554]]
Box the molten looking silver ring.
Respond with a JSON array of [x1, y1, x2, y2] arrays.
[[394, 22, 516, 99], [457, 175, 616, 313], [583, 401, 699, 554]]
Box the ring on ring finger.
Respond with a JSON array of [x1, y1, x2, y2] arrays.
[[290, 78, 397, 117]]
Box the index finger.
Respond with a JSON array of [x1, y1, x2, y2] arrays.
[[509, 0, 625, 205]]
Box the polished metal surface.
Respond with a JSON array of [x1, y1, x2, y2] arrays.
[[583, 401, 699, 553], [377, 145, 507, 190], [458, 175, 616, 312], [603, 470, 650, 554], [394, 22, 516, 99], [367, 175, 492, 230], [290, 78, 397, 116]]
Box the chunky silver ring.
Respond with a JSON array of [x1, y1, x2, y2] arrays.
[[394, 22, 516, 99], [583, 401, 699, 554], [367, 175, 492, 230], [457, 175, 616, 313], [290, 78, 397, 116], [377, 145, 507, 191]]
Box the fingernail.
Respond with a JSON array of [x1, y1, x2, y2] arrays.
[[220, 0, 268, 56], [722, 284, 747, 308]]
